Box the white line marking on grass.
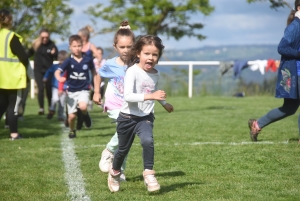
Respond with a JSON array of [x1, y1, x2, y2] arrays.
[[60, 125, 91, 201], [74, 141, 291, 149]]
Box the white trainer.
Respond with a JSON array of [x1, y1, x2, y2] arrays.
[[120, 171, 126, 182], [99, 148, 114, 173], [108, 167, 120, 192], [143, 170, 160, 192]]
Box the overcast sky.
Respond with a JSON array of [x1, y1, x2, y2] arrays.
[[54, 0, 295, 50]]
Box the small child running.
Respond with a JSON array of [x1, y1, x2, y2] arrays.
[[55, 35, 101, 138], [98, 21, 135, 181], [43, 50, 68, 121], [107, 35, 174, 193]]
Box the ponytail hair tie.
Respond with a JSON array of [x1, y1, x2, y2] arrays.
[[119, 25, 131, 29]]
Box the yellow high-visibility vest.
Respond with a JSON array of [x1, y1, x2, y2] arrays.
[[0, 28, 26, 89]]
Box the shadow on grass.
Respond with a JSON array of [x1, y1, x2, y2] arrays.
[[203, 106, 235, 110], [128, 170, 185, 182], [159, 182, 204, 194], [0, 114, 62, 139]]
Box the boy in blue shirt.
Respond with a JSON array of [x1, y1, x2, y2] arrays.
[[55, 35, 101, 138], [43, 50, 68, 120]]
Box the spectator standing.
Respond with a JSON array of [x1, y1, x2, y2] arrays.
[[28, 28, 58, 115]]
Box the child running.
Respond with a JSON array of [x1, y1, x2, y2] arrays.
[[98, 21, 135, 182], [43, 50, 68, 121], [55, 35, 101, 138], [107, 35, 174, 193]]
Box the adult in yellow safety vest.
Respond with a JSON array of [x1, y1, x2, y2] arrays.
[[0, 9, 30, 140]]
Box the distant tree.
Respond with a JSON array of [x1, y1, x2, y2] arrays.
[[247, 0, 293, 9], [0, 0, 73, 47], [86, 0, 214, 41]]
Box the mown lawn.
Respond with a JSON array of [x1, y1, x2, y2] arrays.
[[1, 96, 300, 201]]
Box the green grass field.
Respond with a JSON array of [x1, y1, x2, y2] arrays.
[[1, 96, 300, 201]]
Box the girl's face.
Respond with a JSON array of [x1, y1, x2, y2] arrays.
[[114, 35, 133, 63], [137, 43, 160, 72]]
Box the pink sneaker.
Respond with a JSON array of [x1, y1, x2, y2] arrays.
[[143, 170, 160, 192], [108, 167, 120, 192], [248, 119, 261, 142]]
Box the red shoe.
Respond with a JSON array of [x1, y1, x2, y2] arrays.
[[248, 119, 261, 142]]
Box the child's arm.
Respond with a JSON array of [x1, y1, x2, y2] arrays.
[[43, 65, 55, 82], [124, 68, 166, 102], [91, 68, 102, 105], [58, 71, 66, 96], [55, 69, 66, 83]]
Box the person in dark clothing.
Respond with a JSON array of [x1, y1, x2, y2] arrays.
[[0, 9, 30, 140], [28, 28, 58, 115]]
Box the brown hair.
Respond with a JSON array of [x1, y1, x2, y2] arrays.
[[113, 20, 135, 45], [78, 25, 94, 41], [32, 28, 51, 51], [58, 50, 68, 60], [287, 0, 300, 25], [127, 35, 165, 67], [0, 9, 12, 29], [69, 34, 82, 45]]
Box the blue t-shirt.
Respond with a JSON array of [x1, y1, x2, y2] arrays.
[[98, 57, 127, 111], [58, 55, 95, 92]]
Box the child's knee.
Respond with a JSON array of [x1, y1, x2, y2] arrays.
[[78, 102, 88, 112], [141, 136, 154, 147]]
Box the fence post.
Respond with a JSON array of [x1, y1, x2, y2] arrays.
[[188, 62, 193, 98]]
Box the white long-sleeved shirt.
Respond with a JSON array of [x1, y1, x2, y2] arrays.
[[120, 64, 166, 116]]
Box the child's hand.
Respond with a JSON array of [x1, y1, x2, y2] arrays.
[[58, 77, 66, 83], [152, 90, 166, 100], [58, 90, 63, 97], [43, 78, 47, 82], [163, 103, 174, 113], [93, 92, 102, 105], [51, 47, 56, 55]]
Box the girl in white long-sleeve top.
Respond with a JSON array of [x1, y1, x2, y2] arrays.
[[107, 35, 174, 193]]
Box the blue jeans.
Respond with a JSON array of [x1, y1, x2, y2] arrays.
[[257, 76, 300, 135], [113, 112, 155, 171]]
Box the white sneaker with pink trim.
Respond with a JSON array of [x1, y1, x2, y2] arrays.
[[143, 170, 160, 192], [99, 148, 114, 173], [108, 167, 120, 192]]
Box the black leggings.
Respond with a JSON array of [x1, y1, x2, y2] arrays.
[[0, 89, 19, 133], [34, 71, 52, 109]]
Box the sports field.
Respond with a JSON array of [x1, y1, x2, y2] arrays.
[[1, 96, 299, 201]]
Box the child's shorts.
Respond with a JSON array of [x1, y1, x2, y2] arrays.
[[66, 90, 90, 114]]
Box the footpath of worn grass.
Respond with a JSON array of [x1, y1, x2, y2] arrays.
[[1, 96, 300, 201]]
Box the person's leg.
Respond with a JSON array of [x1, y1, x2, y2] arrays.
[[113, 115, 137, 171], [45, 73, 53, 111], [48, 87, 58, 119], [135, 115, 155, 170], [77, 90, 91, 128], [6, 89, 21, 139], [66, 92, 78, 138], [34, 71, 45, 114], [104, 109, 128, 171], [18, 81, 30, 119], [0, 89, 9, 121], [57, 92, 66, 121], [108, 114, 136, 192], [257, 98, 299, 128], [135, 114, 160, 192], [249, 98, 299, 141]]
